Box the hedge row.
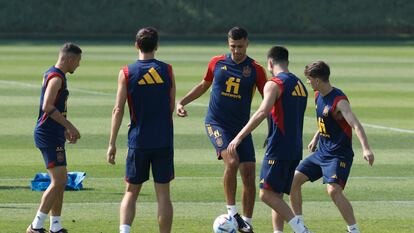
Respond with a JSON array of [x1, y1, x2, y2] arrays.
[[1, 0, 413, 38]]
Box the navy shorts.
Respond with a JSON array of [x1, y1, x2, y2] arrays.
[[296, 151, 353, 189], [260, 159, 300, 194], [39, 146, 67, 169], [125, 148, 174, 185], [205, 124, 255, 163]]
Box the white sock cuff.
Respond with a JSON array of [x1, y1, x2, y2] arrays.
[[347, 224, 360, 232], [37, 211, 48, 218], [288, 216, 298, 224], [32, 211, 48, 229], [241, 216, 252, 225], [119, 224, 131, 233], [50, 216, 61, 221], [288, 216, 306, 233], [226, 205, 238, 216], [50, 216, 63, 232]]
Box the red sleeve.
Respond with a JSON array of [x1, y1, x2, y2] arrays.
[[270, 77, 284, 96], [253, 61, 267, 95], [122, 66, 129, 85], [203, 55, 225, 82], [331, 96, 349, 113], [332, 95, 352, 139], [314, 91, 319, 104], [44, 72, 64, 90]]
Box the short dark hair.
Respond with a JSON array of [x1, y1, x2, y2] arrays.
[[304, 61, 330, 82], [136, 27, 158, 53], [60, 42, 82, 55], [267, 46, 289, 64], [227, 26, 248, 40]]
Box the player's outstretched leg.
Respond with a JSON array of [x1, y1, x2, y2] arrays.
[[327, 183, 360, 233], [290, 171, 309, 217], [260, 189, 312, 233]]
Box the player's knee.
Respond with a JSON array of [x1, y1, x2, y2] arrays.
[[51, 177, 67, 190], [327, 184, 342, 200], [292, 172, 307, 188], [225, 159, 239, 171], [125, 183, 142, 196], [123, 190, 139, 202], [259, 189, 279, 203]]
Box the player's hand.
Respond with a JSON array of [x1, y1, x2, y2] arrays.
[[65, 125, 81, 144], [227, 137, 242, 157], [65, 130, 71, 142], [363, 149, 374, 166], [307, 139, 318, 152], [176, 103, 188, 117], [107, 145, 116, 165]]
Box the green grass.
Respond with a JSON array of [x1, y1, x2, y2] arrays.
[[0, 41, 414, 233]]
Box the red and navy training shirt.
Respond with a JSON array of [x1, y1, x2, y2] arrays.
[[204, 54, 267, 134]]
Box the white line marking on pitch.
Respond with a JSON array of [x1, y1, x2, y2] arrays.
[[0, 80, 112, 96], [2, 79, 413, 134], [190, 102, 414, 134]]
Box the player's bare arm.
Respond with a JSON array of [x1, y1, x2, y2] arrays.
[[308, 130, 320, 152], [336, 99, 374, 166], [227, 81, 279, 156], [107, 69, 127, 165], [176, 79, 212, 117], [43, 76, 80, 144]]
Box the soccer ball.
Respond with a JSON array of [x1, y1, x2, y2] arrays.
[[213, 214, 238, 233]]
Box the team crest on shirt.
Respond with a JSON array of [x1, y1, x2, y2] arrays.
[[216, 137, 223, 147], [322, 106, 330, 117], [242, 66, 251, 77], [213, 130, 221, 138]]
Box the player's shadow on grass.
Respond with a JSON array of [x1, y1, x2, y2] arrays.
[[79, 187, 95, 191], [78, 188, 132, 196], [102, 191, 128, 196], [0, 185, 30, 190], [0, 205, 30, 209]]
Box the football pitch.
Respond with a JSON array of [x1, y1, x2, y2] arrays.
[[0, 40, 413, 233]]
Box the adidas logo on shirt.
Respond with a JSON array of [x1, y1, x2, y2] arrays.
[[292, 81, 307, 97], [138, 67, 164, 85]]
